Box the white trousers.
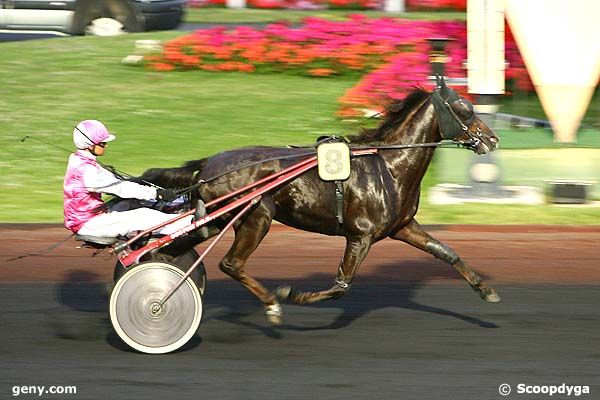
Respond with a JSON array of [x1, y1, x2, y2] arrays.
[[78, 207, 193, 237]]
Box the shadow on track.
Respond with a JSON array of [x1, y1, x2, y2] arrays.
[[291, 261, 497, 330], [52, 260, 498, 349], [207, 260, 499, 332], [54, 271, 204, 352]]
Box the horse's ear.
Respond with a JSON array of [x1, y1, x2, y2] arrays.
[[439, 75, 451, 99], [435, 74, 441, 88]]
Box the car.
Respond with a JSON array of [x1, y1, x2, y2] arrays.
[[0, 0, 185, 35]]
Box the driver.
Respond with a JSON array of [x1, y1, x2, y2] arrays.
[[63, 119, 192, 237]]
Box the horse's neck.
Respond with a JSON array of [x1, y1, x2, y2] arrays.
[[380, 103, 440, 185]]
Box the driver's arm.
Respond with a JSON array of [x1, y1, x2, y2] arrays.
[[82, 163, 157, 201]]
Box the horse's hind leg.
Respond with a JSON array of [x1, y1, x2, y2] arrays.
[[391, 219, 501, 303], [277, 236, 371, 304], [218, 198, 283, 323]]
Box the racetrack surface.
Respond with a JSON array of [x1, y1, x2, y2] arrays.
[[1, 224, 599, 399]]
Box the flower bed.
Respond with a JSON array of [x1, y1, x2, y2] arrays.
[[187, 0, 226, 7], [146, 16, 531, 115], [186, 0, 465, 10], [406, 0, 465, 11], [186, 0, 381, 9]]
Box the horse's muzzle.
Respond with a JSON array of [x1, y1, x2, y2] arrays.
[[473, 124, 499, 154]]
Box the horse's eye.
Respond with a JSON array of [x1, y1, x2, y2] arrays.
[[452, 99, 474, 120]]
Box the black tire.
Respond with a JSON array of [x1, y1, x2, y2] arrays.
[[114, 248, 206, 295]]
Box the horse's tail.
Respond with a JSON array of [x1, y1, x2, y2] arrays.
[[137, 158, 209, 189]]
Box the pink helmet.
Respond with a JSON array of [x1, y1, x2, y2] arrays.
[[73, 120, 116, 149]]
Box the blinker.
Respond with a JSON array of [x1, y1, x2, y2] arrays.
[[431, 89, 466, 140], [431, 74, 477, 140]]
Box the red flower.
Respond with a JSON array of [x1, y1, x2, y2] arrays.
[[308, 68, 335, 76], [150, 16, 533, 115], [150, 62, 176, 72]]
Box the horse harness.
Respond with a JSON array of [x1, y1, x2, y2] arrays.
[[430, 83, 484, 149], [174, 87, 482, 228]]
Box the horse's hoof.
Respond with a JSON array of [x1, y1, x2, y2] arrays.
[[275, 285, 293, 301], [265, 303, 283, 325], [480, 288, 501, 303]]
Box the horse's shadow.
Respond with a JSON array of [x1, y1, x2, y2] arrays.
[[53, 261, 498, 347], [206, 260, 499, 333]]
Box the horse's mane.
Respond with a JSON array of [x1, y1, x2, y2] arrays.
[[347, 88, 430, 144]]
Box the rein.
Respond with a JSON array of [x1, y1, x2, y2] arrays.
[[355, 139, 477, 151], [173, 82, 483, 197], [173, 139, 477, 197]]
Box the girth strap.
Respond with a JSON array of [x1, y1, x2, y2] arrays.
[[334, 180, 344, 225]]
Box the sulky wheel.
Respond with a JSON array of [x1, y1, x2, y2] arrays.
[[110, 261, 202, 354], [114, 248, 206, 295]]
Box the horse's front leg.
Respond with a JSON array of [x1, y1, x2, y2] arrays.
[[276, 236, 372, 304], [392, 219, 501, 303], [218, 199, 284, 324]]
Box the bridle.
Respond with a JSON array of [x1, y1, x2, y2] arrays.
[[430, 87, 484, 151]]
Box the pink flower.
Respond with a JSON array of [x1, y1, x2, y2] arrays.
[[153, 16, 531, 114]]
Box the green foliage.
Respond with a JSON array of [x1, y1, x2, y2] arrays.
[[484, 128, 600, 149], [417, 203, 600, 225], [1, 30, 598, 224], [499, 91, 600, 128], [0, 32, 356, 222]]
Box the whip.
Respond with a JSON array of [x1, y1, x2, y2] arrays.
[[20, 135, 163, 188]]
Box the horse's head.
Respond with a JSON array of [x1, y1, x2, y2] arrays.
[[431, 76, 499, 154]]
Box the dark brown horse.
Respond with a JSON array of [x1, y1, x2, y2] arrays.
[[140, 81, 500, 324]]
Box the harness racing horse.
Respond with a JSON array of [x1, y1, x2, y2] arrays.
[[140, 79, 500, 324]]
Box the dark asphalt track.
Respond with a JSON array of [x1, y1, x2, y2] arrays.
[[1, 280, 598, 399]]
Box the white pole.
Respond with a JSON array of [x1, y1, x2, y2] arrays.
[[384, 0, 405, 13], [226, 0, 246, 8], [467, 0, 505, 107]]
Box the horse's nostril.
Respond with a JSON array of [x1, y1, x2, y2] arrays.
[[490, 137, 498, 144]]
